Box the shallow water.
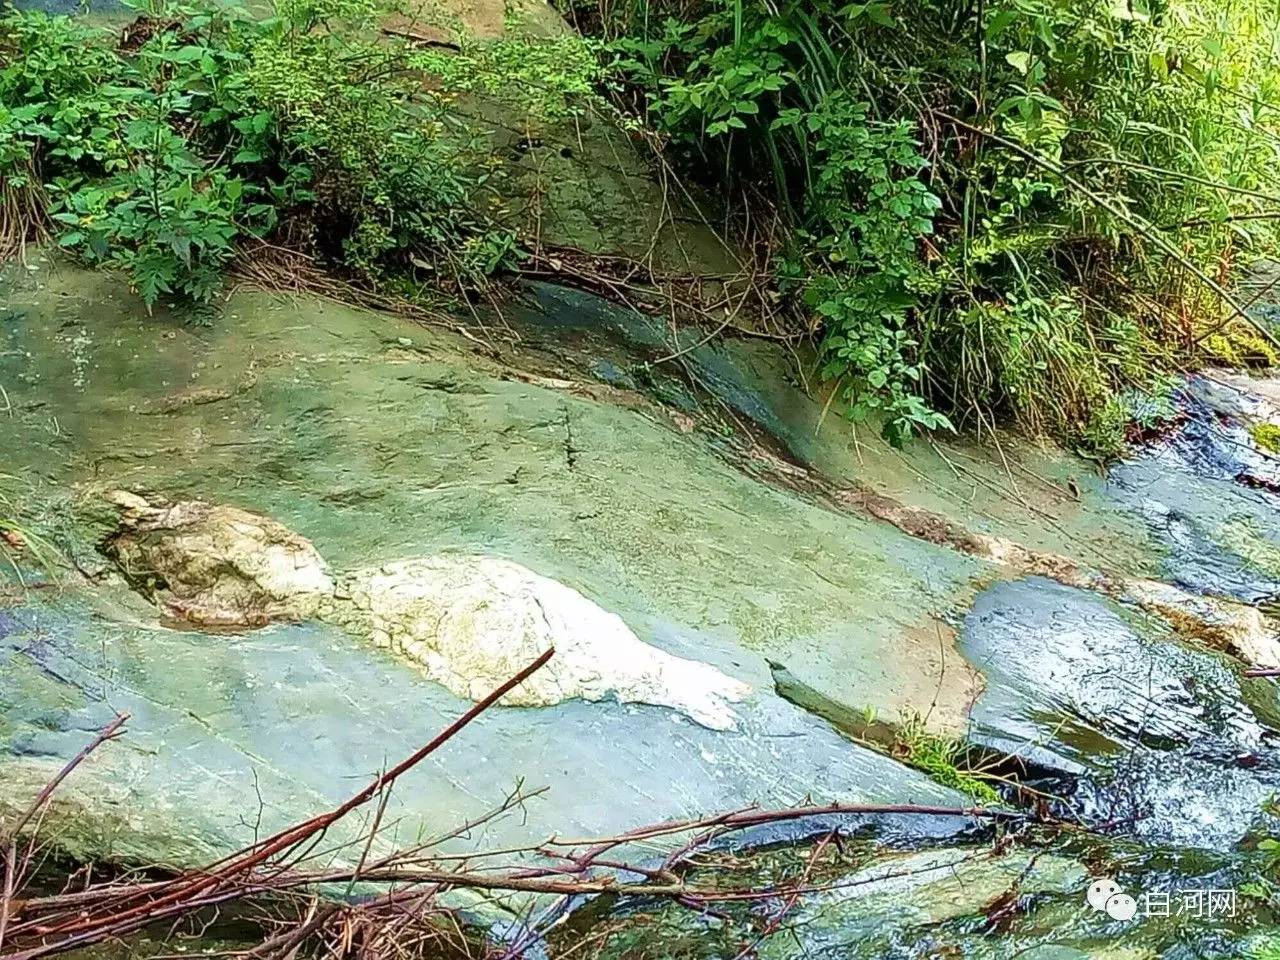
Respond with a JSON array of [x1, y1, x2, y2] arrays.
[[1109, 375, 1280, 602], [961, 576, 1280, 849]]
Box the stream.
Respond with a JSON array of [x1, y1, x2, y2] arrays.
[[4, 256, 1280, 957]]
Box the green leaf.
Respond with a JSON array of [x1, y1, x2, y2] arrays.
[[1005, 51, 1030, 75], [866, 4, 895, 27], [166, 45, 208, 63]]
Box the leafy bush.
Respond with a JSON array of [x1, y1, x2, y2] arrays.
[[0, 0, 516, 304], [411, 15, 604, 121], [595, 0, 1280, 450], [1252, 422, 1280, 456]]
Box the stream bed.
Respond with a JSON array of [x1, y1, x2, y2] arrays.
[[4, 258, 1280, 957]]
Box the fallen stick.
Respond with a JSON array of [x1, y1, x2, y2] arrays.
[[4, 650, 555, 960], [3, 646, 1035, 960], [1, 714, 129, 953]]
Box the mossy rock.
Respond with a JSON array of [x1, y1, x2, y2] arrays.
[[405, 0, 740, 275]]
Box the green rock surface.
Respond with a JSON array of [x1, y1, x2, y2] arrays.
[[1, 258, 985, 865], [5, 258, 1280, 960]]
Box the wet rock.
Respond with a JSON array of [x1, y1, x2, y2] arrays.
[[556, 841, 1134, 960], [960, 577, 1280, 849], [1109, 374, 1280, 603], [0, 590, 970, 873], [752, 847, 1087, 959], [25, 261, 1280, 892], [0, 263, 987, 873]]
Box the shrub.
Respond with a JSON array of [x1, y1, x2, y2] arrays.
[[595, 0, 1280, 451], [0, 0, 516, 305]]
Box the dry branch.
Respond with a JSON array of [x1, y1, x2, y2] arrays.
[[1, 645, 1034, 960]]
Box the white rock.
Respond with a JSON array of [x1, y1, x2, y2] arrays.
[[346, 556, 751, 729], [101, 492, 750, 727]]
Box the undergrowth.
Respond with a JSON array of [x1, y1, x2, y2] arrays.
[[8, 0, 1280, 454], [0, 0, 526, 305], [576, 0, 1280, 453], [1251, 422, 1280, 456], [0, 474, 58, 586]]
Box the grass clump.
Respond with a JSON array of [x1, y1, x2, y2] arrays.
[[895, 717, 1002, 806], [1205, 326, 1280, 369], [0, 475, 59, 586]]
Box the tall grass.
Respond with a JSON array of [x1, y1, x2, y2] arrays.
[[0, 475, 59, 587], [588, 0, 1280, 452]]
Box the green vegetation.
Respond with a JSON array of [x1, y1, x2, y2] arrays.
[[0, 475, 58, 585], [580, 0, 1280, 448], [0, 0, 528, 305], [1251, 422, 1280, 455], [895, 717, 1002, 805], [7, 0, 1280, 452], [412, 17, 603, 120]]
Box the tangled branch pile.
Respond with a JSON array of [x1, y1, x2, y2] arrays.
[[0, 649, 1024, 960]]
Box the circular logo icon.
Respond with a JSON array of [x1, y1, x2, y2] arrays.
[[1085, 877, 1138, 923], [1105, 893, 1138, 921], [1087, 878, 1122, 912]]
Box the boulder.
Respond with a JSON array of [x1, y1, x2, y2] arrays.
[[101, 490, 334, 627]]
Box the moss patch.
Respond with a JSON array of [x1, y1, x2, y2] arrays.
[[1251, 422, 1280, 455], [1203, 326, 1280, 368], [894, 717, 1003, 806]]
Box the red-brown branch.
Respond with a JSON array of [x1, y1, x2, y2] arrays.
[[2, 647, 1042, 960], [1, 713, 129, 954], [4, 650, 554, 960]]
